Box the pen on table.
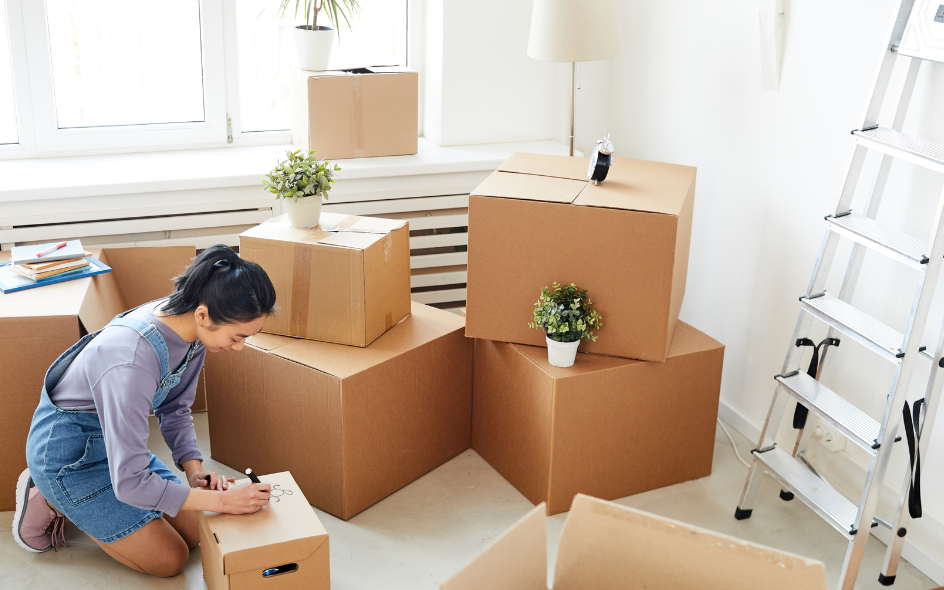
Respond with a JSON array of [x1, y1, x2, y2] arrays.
[[245, 468, 261, 484], [36, 241, 67, 258]]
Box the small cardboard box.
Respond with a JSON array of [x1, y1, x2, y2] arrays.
[[291, 66, 418, 160], [239, 213, 411, 347], [472, 321, 724, 516], [204, 302, 473, 520], [0, 246, 197, 511], [465, 152, 696, 362], [198, 471, 329, 590], [440, 494, 827, 590]]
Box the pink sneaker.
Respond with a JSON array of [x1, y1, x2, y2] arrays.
[[12, 469, 68, 553]]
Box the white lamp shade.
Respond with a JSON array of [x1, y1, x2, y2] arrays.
[[528, 0, 622, 62]]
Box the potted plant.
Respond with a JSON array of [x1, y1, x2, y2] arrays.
[[279, 0, 361, 71], [528, 282, 603, 368], [263, 150, 340, 228]]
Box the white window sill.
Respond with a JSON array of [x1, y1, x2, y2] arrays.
[[0, 138, 575, 204]]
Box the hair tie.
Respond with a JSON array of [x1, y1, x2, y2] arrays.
[[213, 258, 232, 270]]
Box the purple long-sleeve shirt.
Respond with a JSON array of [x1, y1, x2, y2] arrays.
[[49, 299, 205, 517]]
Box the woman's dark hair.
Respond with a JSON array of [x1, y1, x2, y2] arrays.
[[163, 244, 277, 324]]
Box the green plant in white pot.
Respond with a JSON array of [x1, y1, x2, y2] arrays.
[[279, 0, 361, 71], [263, 150, 340, 228], [528, 282, 603, 368]]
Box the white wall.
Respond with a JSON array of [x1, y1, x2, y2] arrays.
[[605, 0, 944, 580]]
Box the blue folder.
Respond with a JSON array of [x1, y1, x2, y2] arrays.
[[0, 256, 113, 294]]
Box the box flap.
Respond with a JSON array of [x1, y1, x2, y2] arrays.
[[102, 246, 194, 308], [471, 171, 585, 204], [267, 301, 463, 378], [666, 320, 724, 357], [440, 504, 548, 590], [553, 495, 827, 590], [246, 332, 297, 352], [241, 213, 401, 252], [574, 157, 697, 216], [498, 152, 589, 181], [202, 472, 329, 576], [0, 250, 93, 319]]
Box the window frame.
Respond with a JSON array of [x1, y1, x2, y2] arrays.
[[0, 0, 413, 159]]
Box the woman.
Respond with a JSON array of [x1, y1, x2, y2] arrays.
[[13, 245, 276, 577]]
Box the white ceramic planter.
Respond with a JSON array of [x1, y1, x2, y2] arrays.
[[546, 336, 580, 368], [283, 194, 323, 228], [294, 25, 335, 71]]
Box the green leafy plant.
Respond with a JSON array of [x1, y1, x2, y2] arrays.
[[263, 150, 341, 203], [278, 0, 361, 37], [528, 282, 603, 343]]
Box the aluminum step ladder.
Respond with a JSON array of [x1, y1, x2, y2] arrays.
[[734, 1, 944, 588]]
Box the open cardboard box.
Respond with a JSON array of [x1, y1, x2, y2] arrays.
[[240, 213, 411, 347], [204, 302, 473, 520], [291, 65, 418, 159], [472, 321, 724, 515], [0, 246, 202, 511], [198, 471, 329, 590], [440, 494, 827, 590], [465, 152, 696, 362]]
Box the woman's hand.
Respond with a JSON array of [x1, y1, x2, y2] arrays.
[[220, 482, 271, 514], [187, 470, 236, 491]]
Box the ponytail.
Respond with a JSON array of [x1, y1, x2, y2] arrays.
[[163, 244, 277, 324]]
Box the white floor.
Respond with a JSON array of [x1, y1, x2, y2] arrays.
[[0, 413, 936, 590]]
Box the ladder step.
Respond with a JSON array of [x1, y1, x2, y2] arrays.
[[776, 372, 883, 452], [825, 213, 929, 270], [853, 127, 944, 174], [753, 447, 860, 538], [801, 293, 903, 362]]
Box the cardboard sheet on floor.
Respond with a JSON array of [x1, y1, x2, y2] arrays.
[[204, 302, 473, 520], [465, 152, 696, 362], [291, 65, 418, 159], [440, 494, 827, 590], [239, 213, 411, 347], [472, 321, 724, 515], [198, 471, 329, 590], [0, 246, 198, 511]]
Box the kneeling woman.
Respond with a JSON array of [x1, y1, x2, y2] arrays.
[[14, 245, 276, 577]]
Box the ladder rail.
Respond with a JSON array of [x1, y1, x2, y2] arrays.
[[836, 183, 944, 590]]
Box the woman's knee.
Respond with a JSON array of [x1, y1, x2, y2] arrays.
[[145, 539, 190, 578]]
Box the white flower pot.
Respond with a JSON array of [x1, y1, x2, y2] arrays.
[[283, 194, 323, 228], [546, 336, 580, 368], [294, 26, 335, 71]]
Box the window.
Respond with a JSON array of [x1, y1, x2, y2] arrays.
[[2, 0, 410, 157], [234, 0, 407, 134], [45, 0, 205, 128], [0, 0, 17, 144]]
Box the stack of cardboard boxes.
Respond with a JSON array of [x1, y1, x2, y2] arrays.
[[463, 153, 726, 515], [205, 213, 474, 520]]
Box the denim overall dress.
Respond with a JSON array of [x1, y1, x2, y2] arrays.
[[25, 303, 201, 543]]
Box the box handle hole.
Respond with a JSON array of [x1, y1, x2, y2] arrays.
[[262, 563, 298, 578]]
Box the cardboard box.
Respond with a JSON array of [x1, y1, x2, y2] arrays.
[[240, 213, 411, 347], [204, 302, 473, 520], [472, 321, 723, 516], [198, 471, 329, 590], [440, 494, 827, 590], [291, 66, 418, 160], [465, 152, 696, 362], [0, 246, 196, 511]]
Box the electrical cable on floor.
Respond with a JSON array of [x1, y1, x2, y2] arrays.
[[717, 417, 752, 468]]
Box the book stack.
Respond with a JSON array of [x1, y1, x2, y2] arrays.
[[9, 240, 89, 282]]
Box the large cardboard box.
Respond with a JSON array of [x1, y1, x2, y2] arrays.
[[198, 471, 329, 590], [440, 494, 827, 590], [0, 246, 197, 511], [465, 152, 696, 362], [204, 302, 473, 520], [291, 66, 418, 159], [240, 213, 411, 347], [472, 321, 723, 516]]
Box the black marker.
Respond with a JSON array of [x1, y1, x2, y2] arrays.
[[204, 474, 212, 487], [245, 468, 261, 484]]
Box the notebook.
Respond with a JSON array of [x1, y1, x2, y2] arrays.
[[10, 240, 86, 266], [0, 256, 112, 294], [10, 259, 91, 280]]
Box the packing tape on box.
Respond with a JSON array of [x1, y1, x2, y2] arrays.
[[290, 243, 312, 336], [383, 234, 393, 262], [351, 76, 364, 158]]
